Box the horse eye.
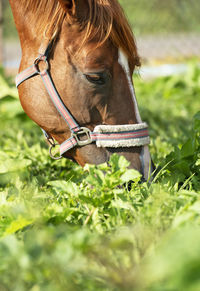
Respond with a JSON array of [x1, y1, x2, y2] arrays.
[[85, 73, 106, 85]]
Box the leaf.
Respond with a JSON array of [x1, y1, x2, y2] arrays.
[[109, 154, 130, 171], [48, 180, 79, 196], [111, 199, 134, 211], [120, 169, 142, 183], [86, 169, 105, 187], [193, 111, 200, 133], [172, 160, 191, 177], [5, 216, 33, 236], [195, 159, 200, 166], [0, 159, 32, 174], [181, 138, 196, 158]]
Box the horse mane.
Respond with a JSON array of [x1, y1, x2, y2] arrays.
[[22, 0, 140, 67]]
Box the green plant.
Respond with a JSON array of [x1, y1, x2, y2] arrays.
[[0, 63, 200, 290]]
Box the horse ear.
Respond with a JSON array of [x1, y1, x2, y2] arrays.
[[58, 0, 76, 13]]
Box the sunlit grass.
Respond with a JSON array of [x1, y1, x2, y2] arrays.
[[0, 64, 200, 290]]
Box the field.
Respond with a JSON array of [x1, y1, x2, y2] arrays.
[[0, 61, 200, 290]]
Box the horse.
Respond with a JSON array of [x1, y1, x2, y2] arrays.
[[9, 0, 153, 180]]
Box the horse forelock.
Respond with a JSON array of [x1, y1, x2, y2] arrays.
[[21, 0, 140, 67]]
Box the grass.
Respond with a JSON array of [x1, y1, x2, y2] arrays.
[[0, 62, 200, 290], [120, 0, 200, 36]]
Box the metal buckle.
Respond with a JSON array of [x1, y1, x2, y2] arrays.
[[34, 56, 49, 74], [72, 127, 92, 146]]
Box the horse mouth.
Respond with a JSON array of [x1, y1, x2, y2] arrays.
[[62, 144, 154, 182]]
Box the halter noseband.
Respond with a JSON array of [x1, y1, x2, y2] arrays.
[[16, 41, 150, 160]]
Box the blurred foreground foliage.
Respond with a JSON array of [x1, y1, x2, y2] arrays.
[[0, 63, 200, 290]]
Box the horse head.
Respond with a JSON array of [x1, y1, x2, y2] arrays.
[[11, 0, 154, 179]]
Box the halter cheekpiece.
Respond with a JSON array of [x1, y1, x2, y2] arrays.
[[16, 40, 150, 160]]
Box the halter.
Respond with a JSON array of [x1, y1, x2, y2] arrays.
[[16, 40, 150, 160]]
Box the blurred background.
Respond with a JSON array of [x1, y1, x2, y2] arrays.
[[0, 0, 200, 77]]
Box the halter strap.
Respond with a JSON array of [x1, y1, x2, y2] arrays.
[[59, 124, 149, 155], [16, 54, 80, 133], [16, 42, 150, 159]]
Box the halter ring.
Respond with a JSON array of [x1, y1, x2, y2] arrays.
[[49, 144, 62, 160], [34, 56, 49, 74]]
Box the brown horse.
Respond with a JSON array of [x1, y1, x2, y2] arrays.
[[9, 0, 153, 180]]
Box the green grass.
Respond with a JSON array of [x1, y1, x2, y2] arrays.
[[0, 63, 200, 290], [120, 0, 200, 36]]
